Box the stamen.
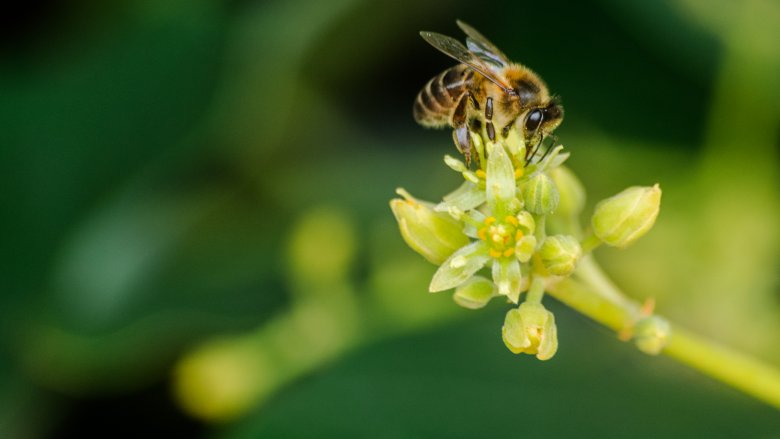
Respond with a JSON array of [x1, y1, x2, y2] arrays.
[[475, 169, 486, 179], [503, 248, 515, 258], [477, 227, 488, 241], [484, 216, 497, 225], [505, 216, 519, 226], [489, 249, 503, 258]]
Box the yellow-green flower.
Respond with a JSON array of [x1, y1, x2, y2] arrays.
[[502, 302, 558, 360], [428, 143, 536, 303]]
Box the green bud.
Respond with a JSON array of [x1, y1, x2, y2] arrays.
[[453, 276, 496, 309], [549, 166, 585, 217], [538, 235, 582, 276], [592, 184, 662, 248], [502, 302, 558, 360], [521, 173, 560, 215], [390, 188, 470, 265], [633, 315, 671, 355]]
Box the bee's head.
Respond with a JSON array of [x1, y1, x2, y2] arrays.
[[521, 98, 564, 146]]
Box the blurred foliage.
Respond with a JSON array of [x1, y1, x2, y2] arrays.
[[0, 0, 778, 437]]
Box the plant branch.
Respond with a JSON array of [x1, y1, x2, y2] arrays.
[[546, 268, 780, 409]]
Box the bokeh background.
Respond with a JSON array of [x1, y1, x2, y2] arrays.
[[1, 0, 779, 437]]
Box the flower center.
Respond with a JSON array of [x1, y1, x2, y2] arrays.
[[478, 216, 524, 259]]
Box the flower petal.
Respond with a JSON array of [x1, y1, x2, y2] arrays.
[[492, 257, 522, 303], [536, 312, 558, 361], [453, 276, 496, 309], [429, 241, 489, 292], [390, 189, 470, 265], [502, 308, 531, 353], [486, 143, 516, 215], [439, 181, 486, 212], [462, 210, 486, 239], [515, 235, 537, 263]]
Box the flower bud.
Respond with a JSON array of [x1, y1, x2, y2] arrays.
[[538, 235, 582, 276], [390, 188, 470, 265], [453, 276, 496, 309], [592, 184, 661, 248], [502, 302, 558, 360], [521, 173, 559, 215], [549, 166, 585, 217], [633, 315, 671, 355]]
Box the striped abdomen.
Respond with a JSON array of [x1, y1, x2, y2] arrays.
[[413, 64, 474, 128]]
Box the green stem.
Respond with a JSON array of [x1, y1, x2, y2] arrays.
[[664, 326, 780, 408], [546, 272, 780, 409], [574, 255, 639, 313], [580, 229, 602, 253], [545, 277, 632, 332], [534, 214, 547, 244], [526, 275, 545, 304]]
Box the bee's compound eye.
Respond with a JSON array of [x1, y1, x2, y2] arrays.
[[525, 109, 543, 132]]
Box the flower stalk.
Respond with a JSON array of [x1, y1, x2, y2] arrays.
[[546, 273, 780, 408]]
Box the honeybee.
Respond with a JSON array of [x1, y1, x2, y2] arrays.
[[413, 20, 563, 165]]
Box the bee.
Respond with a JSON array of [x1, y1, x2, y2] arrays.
[[413, 20, 563, 165]]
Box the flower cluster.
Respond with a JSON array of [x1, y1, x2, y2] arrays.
[[390, 131, 661, 360]]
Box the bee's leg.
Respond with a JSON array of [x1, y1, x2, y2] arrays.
[[452, 127, 471, 166], [452, 92, 473, 166], [484, 97, 495, 142]]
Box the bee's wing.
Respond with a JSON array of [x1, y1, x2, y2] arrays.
[[456, 20, 509, 68], [420, 31, 514, 94]]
